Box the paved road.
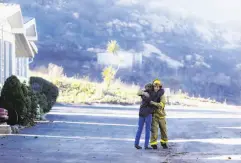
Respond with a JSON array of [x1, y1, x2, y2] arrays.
[[0, 104, 241, 163]]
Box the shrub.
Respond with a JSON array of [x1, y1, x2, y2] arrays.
[[33, 63, 65, 78], [0, 76, 41, 126], [47, 63, 64, 78], [30, 77, 59, 112], [36, 92, 48, 113], [28, 87, 38, 116], [23, 83, 39, 125], [20, 82, 32, 125], [1, 76, 26, 125]]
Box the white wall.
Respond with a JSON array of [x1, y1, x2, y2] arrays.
[[97, 51, 143, 70], [1, 21, 30, 84], [97, 51, 133, 69], [0, 21, 15, 84], [16, 57, 29, 78], [0, 21, 14, 42]]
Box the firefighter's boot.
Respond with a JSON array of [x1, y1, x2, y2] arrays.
[[151, 144, 158, 149], [161, 143, 168, 149]]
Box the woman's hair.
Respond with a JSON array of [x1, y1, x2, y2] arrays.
[[144, 83, 153, 91]]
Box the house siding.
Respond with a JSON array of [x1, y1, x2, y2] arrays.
[[0, 39, 4, 84], [0, 4, 37, 86], [0, 21, 15, 85], [0, 40, 14, 84], [4, 41, 10, 80], [16, 57, 29, 78], [0, 21, 30, 84]]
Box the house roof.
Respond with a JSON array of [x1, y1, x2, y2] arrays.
[[29, 42, 38, 54], [0, 3, 24, 31], [23, 16, 33, 24], [24, 17, 38, 41], [0, 3, 38, 57], [15, 34, 34, 58], [0, 3, 21, 22]]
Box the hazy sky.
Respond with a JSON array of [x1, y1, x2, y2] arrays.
[[117, 0, 241, 23]]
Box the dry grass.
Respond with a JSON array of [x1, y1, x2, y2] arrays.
[[169, 91, 224, 107], [30, 71, 140, 105], [30, 69, 228, 107]]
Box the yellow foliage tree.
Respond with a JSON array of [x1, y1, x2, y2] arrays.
[[107, 40, 121, 72], [107, 40, 119, 55], [102, 40, 121, 89], [102, 66, 116, 89]]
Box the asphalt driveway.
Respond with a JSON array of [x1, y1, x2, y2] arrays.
[[0, 104, 241, 163]]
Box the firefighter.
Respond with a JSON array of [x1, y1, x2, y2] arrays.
[[150, 79, 168, 149]]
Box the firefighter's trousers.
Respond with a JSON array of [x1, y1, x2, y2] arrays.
[[150, 116, 168, 145]]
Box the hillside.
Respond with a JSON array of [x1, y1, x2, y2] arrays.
[[4, 0, 241, 104]]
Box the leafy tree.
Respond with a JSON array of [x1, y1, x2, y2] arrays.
[[30, 77, 59, 113], [106, 40, 121, 73], [102, 66, 116, 89], [0, 76, 34, 125], [102, 40, 122, 88]]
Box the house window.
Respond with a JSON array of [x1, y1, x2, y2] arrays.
[[16, 57, 29, 78], [4, 41, 10, 80], [16, 57, 20, 76], [16, 57, 19, 76], [4, 41, 12, 82], [24, 58, 28, 78], [0, 39, 4, 84], [0, 40, 1, 84], [9, 43, 12, 75], [0, 40, 13, 84]]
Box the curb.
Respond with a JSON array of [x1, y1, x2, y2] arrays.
[[0, 123, 12, 134]]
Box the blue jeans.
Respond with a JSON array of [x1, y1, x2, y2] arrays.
[[134, 114, 152, 148]]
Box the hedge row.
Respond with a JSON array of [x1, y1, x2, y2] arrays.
[[30, 77, 59, 112], [0, 75, 59, 126]]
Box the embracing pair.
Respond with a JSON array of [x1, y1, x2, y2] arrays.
[[134, 79, 168, 150]]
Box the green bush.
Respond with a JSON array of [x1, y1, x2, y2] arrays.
[[0, 76, 40, 126], [20, 82, 31, 125], [30, 77, 59, 112], [1, 76, 26, 125], [21, 82, 38, 125], [28, 86, 38, 118], [36, 92, 48, 113]]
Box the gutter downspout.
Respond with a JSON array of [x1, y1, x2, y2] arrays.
[[29, 57, 33, 64]]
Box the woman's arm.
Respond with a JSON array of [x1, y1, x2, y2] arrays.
[[141, 94, 151, 103], [137, 90, 150, 98], [138, 90, 151, 103], [150, 95, 166, 109]]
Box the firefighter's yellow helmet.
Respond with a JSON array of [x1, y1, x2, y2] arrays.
[[153, 79, 162, 86]]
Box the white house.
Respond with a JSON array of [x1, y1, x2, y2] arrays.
[[0, 3, 38, 85], [97, 51, 142, 70]]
